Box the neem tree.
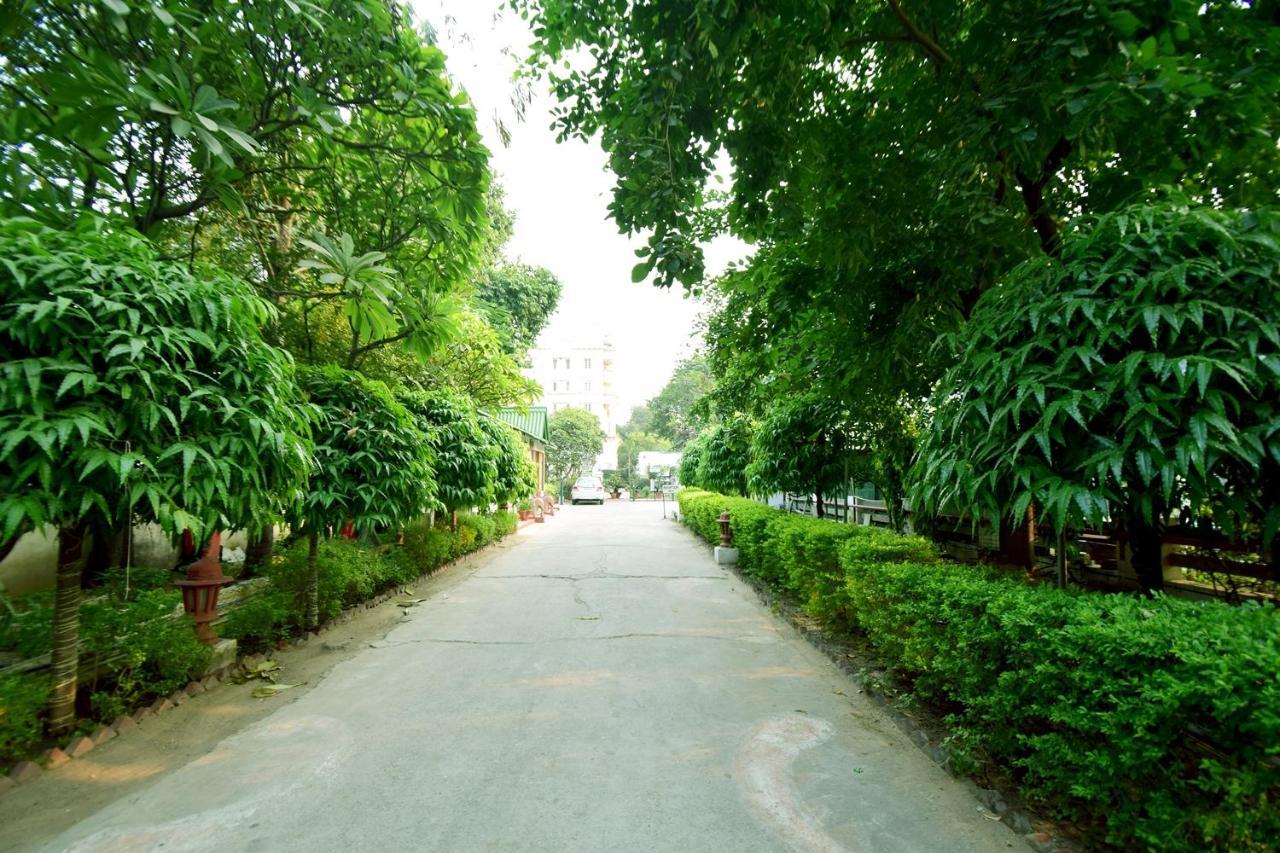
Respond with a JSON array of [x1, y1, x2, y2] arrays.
[[479, 416, 537, 507], [747, 395, 854, 517], [294, 367, 434, 628], [0, 218, 313, 732], [915, 201, 1280, 590], [399, 390, 498, 514]]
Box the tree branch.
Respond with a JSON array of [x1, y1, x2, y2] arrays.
[[885, 0, 952, 65]]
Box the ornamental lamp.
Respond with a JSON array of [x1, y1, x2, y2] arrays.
[[718, 511, 733, 547], [176, 530, 232, 646]]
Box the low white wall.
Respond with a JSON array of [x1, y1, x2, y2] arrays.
[[1, 525, 254, 596]]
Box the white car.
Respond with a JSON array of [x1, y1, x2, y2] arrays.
[[570, 475, 606, 505]]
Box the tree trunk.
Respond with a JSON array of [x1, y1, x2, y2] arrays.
[[305, 527, 320, 631], [241, 524, 274, 579], [1128, 508, 1165, 594], [815, 487, 825, 519], [48, 522, 87, 735]]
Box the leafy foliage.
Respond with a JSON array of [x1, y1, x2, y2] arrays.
[[645, 355, 714, 446], [475, 263, 563, 355], [1, 0, 491, 240], [0, 674, 49, 764], [294, 365, 434, 533], [479, 415, 538, 505], [399, 389, 498, 512], [915, 202, 1280, 544], [0, 217, 313, 542], [746, 394, 853, 511], [677, 488, 1280, 850], [695, 415, 753, 496], [616, 429, 674, 477], [677, 435, 706, 489], [546, 407, 606, 483]]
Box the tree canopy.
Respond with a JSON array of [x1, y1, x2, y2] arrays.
[[645, 354, 714, 446], [476, 263, 563, 355], [0, 216, 314, 727], [547, 407, 606, 484], [517, 0, 1280, 536], [915, 201, 1280, 586], [1, 218, 313, 544], [400, 389, 499, 513]]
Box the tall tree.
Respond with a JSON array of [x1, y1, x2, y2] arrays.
[[293, 367, 434, 628], [0, 218, 313, 730], [647, 355, 714, 446], [399, 390, 499, 514], [516, 0, 1280, 484]]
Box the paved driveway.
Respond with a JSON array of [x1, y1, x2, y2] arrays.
[[47, 502, 1023, 852]]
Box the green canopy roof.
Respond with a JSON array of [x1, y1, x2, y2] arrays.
[[494, 406, 548, 444]]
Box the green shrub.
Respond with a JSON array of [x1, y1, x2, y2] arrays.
[[220, 588, 300, 647], [79, 589, 212, 716], [0, 591, 53, 657], [679, 487, 1280, 849], [454, 524, 478, 556], [460, 512, 496, 547], [0, 674, 49, 764], [269, 538, 404, 623], [399, 521, 457, 573], [1, 588, 211, 727], [841, 557, 1280, 849], [771, 514, 859, 610], [492, 510, 518, 538]]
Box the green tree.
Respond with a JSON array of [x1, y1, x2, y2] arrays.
[[517, 0, 1280, 492], [698, 416, 753, 497], [547, 408, 606, 486], [0, 218, 313, 731], [647, 355, 714, 445], [747, 395, 853, 518], [479, 415, 538, 506], [2, 0, 488, 236], [399, 390, 499, 514], [475, 264, 563, 355], [915, 201, 1280, 591], [294, 366, 434, 628], [678, 435, 706, 489], [616, 430, 674, 478]]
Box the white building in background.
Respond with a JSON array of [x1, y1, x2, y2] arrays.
[[525, 340, 620, 473]]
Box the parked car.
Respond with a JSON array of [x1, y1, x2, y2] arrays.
[[571, 475, 606, 505]]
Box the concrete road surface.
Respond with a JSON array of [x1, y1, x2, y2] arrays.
[[45, 502, 1025, 852]]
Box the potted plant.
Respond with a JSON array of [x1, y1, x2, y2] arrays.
[[517, 498, 534, 521]]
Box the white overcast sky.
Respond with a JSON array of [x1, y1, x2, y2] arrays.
[[414, 0, 747, 418]]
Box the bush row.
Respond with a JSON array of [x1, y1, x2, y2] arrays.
[[677, 488, 1280, 851], [1, 510, 518, 763], [223, 511, 517, 648]]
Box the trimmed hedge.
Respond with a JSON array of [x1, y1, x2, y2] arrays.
[[677, 488, 1280, 851]]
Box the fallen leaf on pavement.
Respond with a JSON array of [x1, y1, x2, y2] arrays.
[[251, 684, 297, 698]]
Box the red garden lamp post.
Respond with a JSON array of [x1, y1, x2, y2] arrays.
[[719, 511, 733, 546], [176, 530, 232, 645]]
